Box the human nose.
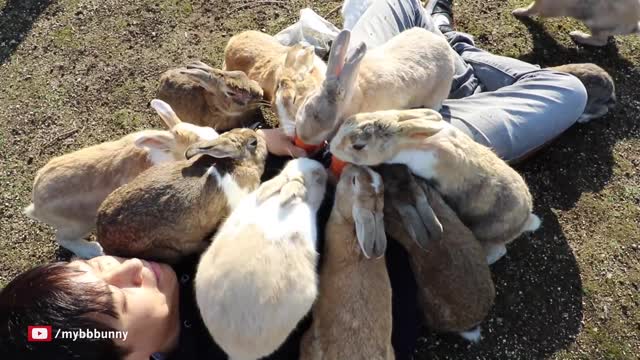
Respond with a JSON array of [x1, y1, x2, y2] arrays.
[[103, 258, 144, 288]]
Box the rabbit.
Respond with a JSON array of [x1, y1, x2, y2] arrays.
[[224, 30, 326, 131], [548, 63, 616, 123], [512, 0, 640, 46], [330, 108, 541, 265], [96, 128, 268, 263], [294, 28, 456, 148], [24, 99, 219, 259], [157, 61, 267, 131], [378, 164, 495, 342], [300, 164, 394, 360], [195, 158, 327, 360]]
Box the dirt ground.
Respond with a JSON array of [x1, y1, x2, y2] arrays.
[[0, 0, 638, 359]]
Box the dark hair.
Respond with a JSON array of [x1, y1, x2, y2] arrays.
[[0, 262, 130, 359]]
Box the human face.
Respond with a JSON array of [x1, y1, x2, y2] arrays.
[[69, 256, 180, 360]]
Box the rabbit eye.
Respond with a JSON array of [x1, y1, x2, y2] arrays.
[[352, 143, 365, 151], [247, 138, 258, 149], [225, 90, 237, 97]]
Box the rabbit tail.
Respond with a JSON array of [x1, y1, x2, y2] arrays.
[[24, 203, 38, 220], [523, 213, 541, 232], [458, 326, 482, 343]]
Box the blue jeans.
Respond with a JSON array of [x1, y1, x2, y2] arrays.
[[285, 0, 588, 163]]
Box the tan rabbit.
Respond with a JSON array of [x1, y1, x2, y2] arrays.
[[300, 165, 393, 360], [195, 158, 327, 360], [548, 63, 616, 123], [330, 109, 541, 264], [295, 28, 456, 147], [96, 128, 267, 263], [24, 100, 219, 259], [224, 31, 326, 131], [378, 164, 495, 342], [512, 0, 640, 46], [157, 61, 266, 131]]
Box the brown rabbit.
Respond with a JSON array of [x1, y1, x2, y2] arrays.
[[96, 128, 268, 263], [300, 165, 393, 360], [548, 63, 616, 123], [24, 99, 219, 259], [378, 164, 495, 342], [157, 61, 266, 131], [512, 0, 640, 46], [224, 31, 326, 132]]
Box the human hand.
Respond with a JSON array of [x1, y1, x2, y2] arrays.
[[257, 128, 307, 158]]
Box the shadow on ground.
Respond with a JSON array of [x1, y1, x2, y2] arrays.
[[507, 17, 640, 211], [407, 206, 583, 359], [0, 0, 53, 64]]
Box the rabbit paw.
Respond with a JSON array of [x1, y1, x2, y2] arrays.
[[511, 7, 532, 17], [70, 241, 105, 259], [570, 31, 609, 47], [459, 326, 482, 343], [485, 243, 507, 265]]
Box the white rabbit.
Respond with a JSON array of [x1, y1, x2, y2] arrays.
[[294, 28, 456, 148], [513, 0, 640, 46], [195, 158, 328, 360], [331, 109, 540, 265]]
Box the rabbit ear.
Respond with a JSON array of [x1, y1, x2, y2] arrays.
[[184, 140, 243, 160], [179, 68, 221, 92], [398, 118, 446, 139], [186, 61, 215, 72], [284, 44, 304, 67], [150, 99, 182, 128], [326, 30, 351, 77], [395, 109, 442, 122], [134, 131, 176, 151], [414, 187, 443, 244], [333, 42, 366, 96], [341, 42, 366, 79], [395, 204, 431, 250], [279, 179, 307, 206], [353, 207, 387, 259], [284, 44, 315, 73], [256, 175, 288, 204]]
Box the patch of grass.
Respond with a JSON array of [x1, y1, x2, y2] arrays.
[[159, 0, 193, 17], [112, 109, 145, 131], [585, 327, 636, 360], [52, 25, 77, 48]]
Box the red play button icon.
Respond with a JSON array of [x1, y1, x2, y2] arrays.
[[28, 326, 52, 342]]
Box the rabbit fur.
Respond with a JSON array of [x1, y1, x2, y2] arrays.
[[300, 164, 393, 360], [512, 0, 640, 46], [195, 158, 327, 360], [295, 28, 456, 146], [224, 30, 326, 133], [24, 99, 219, 259], [157, 61, 266, 131], [96, 128, 267, 263], [330, 109, 541, 264], [548, 63, 616, 123], [378, 164, 495, 342]]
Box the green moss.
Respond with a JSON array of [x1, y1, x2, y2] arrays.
[[159, 0, 193, 17], [112, 109, 144, 131], [52, 25, 77, 48]]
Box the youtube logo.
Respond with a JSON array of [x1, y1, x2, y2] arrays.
[[28, 326, 52, 342]]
